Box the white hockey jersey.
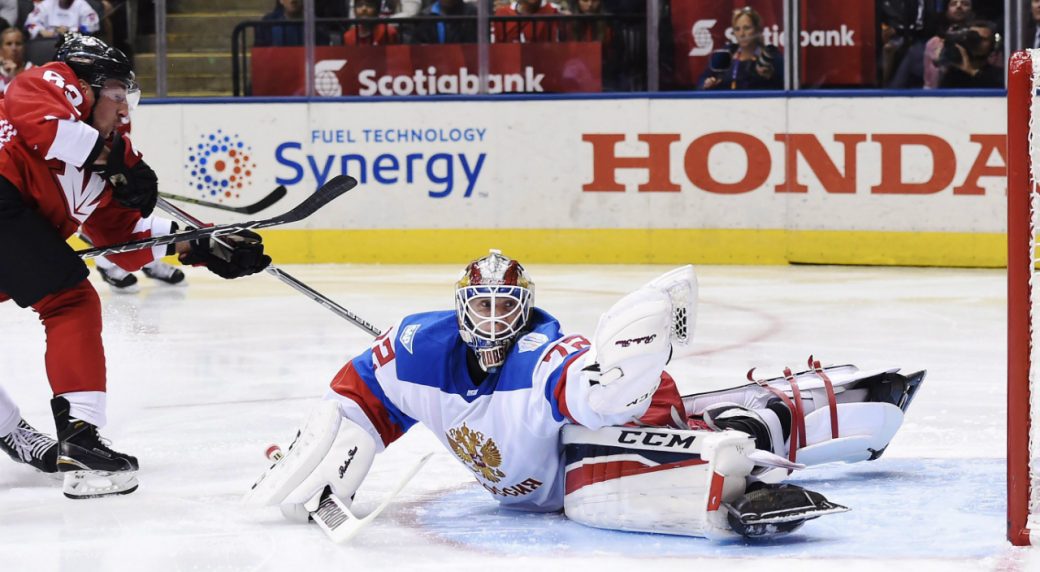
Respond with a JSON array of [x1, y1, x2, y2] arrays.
[[324, 308, 680, 511]]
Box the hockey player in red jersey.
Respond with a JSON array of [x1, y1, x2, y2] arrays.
[[0, 35, 271, 498]]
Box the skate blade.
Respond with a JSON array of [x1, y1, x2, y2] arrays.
[[62, 470, 139, 499]]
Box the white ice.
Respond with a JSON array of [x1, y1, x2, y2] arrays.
[[0, 263, 1033, 571]]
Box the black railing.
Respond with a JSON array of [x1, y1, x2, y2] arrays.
[[232, 14, 647, 97]]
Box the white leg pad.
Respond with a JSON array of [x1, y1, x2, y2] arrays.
[[561, 425, 756, 539], [243, 400, 342, 507], [796, 402, 904, 466]]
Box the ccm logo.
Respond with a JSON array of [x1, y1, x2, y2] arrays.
[[615, 334, 656, 347], [618, 429, 696, 449]]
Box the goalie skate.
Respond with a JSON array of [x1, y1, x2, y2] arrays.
[[724, 482, 849, 538]]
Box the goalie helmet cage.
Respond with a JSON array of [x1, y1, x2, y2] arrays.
[[1009, 50, 1040, 547]]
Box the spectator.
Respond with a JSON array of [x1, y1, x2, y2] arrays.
[[567, 0, 611, 42], [0, 27, 30, 92], [24, 0, 99, 39], [492, 0, 561, 43], [697, 7, 782, 91], [936, 19, 1001, 88], [346, 0, 421, 18], [413, 0, 478, 44], [254, 0, 332, 47], [879, 0, 942, 88], [343, 0, 399, 45], [923, 0, 973, 89]]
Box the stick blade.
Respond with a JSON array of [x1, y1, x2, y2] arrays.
[[272, 175, 358, 227]]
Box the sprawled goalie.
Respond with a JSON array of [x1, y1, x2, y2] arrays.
[[244, 250, 924, 540]]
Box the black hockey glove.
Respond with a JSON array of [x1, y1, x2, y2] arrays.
[[179, 230, 272, 279], [103, 135, 158, 218]]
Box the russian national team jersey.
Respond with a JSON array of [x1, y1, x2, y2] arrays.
[[326, 308, 683, 511]]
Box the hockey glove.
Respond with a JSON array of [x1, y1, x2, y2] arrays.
[[103, 135, 158, 217], [179, 230, 272, 279]]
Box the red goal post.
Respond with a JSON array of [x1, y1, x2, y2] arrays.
[[1009, 49, 1040, 547]]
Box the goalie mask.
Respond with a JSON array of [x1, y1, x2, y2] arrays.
[[455, 250, 534, 371]]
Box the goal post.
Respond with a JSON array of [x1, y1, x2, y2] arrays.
[[1009, 49, 1039, 547]]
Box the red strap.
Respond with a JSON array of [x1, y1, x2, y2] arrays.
[[809, 356, 840, 439], [747, 368, 802, 466], [782, 367, 808, 450]]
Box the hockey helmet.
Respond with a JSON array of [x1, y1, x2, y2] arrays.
[[455, 249, 534, 371], [55, 34, 139, 107]]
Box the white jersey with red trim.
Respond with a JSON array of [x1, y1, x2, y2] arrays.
[[324, 308, 656, 511]]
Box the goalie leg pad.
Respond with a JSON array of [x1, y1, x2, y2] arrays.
[[586, 287, 673, 417], [243, 400, 342, 507], [561, 424, 756, 540]]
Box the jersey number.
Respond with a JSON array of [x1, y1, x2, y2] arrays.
[[373, 331, 396, 368], [42, 69, 84, 108]]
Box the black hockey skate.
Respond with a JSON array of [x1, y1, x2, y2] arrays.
[[0, 419, 58, 473], [724, 482, 849, 538], [142, 261, 185, 285], [51, 397, 139, 499], [96, 264, 138, 290]]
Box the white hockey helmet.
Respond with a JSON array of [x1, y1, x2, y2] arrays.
[[455, 249, 534, 371]]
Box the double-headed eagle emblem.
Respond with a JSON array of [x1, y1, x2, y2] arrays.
[[447, 423, 506, 483]]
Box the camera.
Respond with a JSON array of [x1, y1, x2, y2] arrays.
[[709, 49, 732, 73], [937, 26, 992, 68]]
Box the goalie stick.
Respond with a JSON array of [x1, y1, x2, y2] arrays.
[[154, 195, 382, 337], [266, 445, 432, 543], [76, 175, 357, 260], [159, 185, 287, 215]]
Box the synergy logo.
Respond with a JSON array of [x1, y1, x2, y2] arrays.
[[185, 130, 257, 202]]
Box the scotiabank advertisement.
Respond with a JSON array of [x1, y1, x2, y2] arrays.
[[251, 43, 602, 96], [131, 95, 1006, 266], [672, 0, 876, 88]]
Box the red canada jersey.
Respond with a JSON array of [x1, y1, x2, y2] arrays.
[[0, 62, 159, 270]]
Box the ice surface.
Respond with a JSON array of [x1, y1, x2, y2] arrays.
[[0, 263, 1034, 571]]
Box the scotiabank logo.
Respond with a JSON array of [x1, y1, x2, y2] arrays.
[[582, 132, 1005, 195], [358, 67, 545, 96]]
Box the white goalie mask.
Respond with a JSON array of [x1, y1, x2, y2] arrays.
[[455, 250, 535, 371]]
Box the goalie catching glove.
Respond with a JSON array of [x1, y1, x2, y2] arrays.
[[101, 134, 158, 217], [178, 229, 271, 279]]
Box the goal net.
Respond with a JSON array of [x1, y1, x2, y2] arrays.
[[1009, 50, 1040, 547]]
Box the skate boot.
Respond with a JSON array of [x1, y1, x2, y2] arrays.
[[141, 260, 185, 285], [0, 419, 58, 473], [51, 397, 139, 499], [95, 262, 138, 292]]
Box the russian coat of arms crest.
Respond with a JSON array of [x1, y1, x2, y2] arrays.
[[446, 423, 506, 483]]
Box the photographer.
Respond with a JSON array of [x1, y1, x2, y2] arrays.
[[935, 19, 1001, 88], [697, 7, 782, 91]]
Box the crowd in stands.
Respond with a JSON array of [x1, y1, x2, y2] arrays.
[[880, 0, 1004, 89], [0, 0, 131, 93], [254, 0, 630, 47]]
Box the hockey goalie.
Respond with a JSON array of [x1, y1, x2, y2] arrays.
[[244, 251, 924, 541]]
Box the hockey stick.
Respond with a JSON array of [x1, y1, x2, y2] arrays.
[[76, 175, 356, 260], [267, 445, 432, 543], [159, 185, 288, 215], [154, 195, 382, 337]]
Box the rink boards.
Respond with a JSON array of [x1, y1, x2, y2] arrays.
[[132, 94, 1007, 266]]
